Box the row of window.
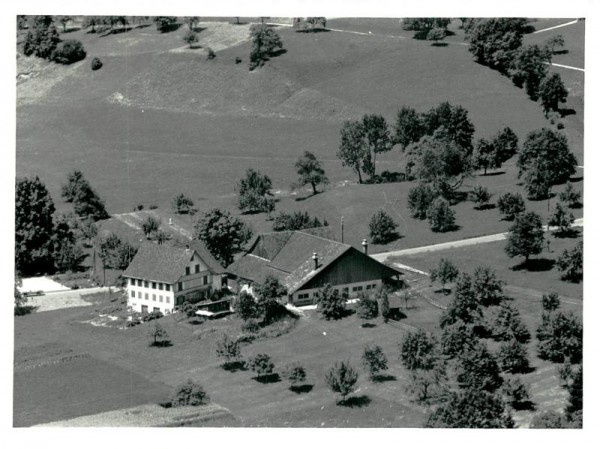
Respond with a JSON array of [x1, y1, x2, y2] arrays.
[[130, 290, 171, 304], [130, 278, 171, 291], [353, 283, 378, 292], [185, 264, 202, 276]]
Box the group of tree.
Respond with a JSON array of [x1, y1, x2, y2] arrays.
[[472, 127, 519, 175], [272, 211, 326, 232], [172, 193, 196, 215], [98, 232, 138, 270], [15, 176, 95, 275], [465, 18, 569, 113], [249, 24, 283, 70], [557, 240, 583, 282], [23, 16, 86, 64], [154, 17, 179, 33], [337, 114, 394, 184], [293, 17, 327, 32], [232, 275, 289, 328], [368, 209, 399, 244], [402, 18, 451, 44], [536, 293, 582, 364], [141, 215, 171, 243], [62, 170, 110, 221], [193, 208, 252, 267], [293, 151, 329, 195]]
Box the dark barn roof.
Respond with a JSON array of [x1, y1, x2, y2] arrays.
[[228, 231, 402, 294]]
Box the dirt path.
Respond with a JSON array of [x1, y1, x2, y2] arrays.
[[372, 218, 583, 262], [27, 287, 113, 312]]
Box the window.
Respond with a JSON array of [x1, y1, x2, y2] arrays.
[[129, 278, 134, 285], [165, 284, 170, 291], [366, 284, 372, 290], [185, 267, 190, 276], [144, 281, 149, 288], [203, 275, 208, 285], [159, 296, 163, 302], [144, 293, 148, 300], [137, 279, 142, 287], [153, 307, 160, 313], [298, 293, 309, 300], [141, 305, 148, 314], [152, 282, 156, 289], [178, 282, 183, 291], [158, 283, 163, 291], [195, 264, 200, 273], [130, 290, 135, 297], [152, 294, 156, 301], [352, 286, 363, 292], [138, 291, 141, 299], [166, 297, 170, 304]]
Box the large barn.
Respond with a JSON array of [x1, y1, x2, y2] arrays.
[[227, 230, 402, 306]]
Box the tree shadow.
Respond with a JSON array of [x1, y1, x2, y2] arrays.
[[372, 374, 397, 383], [433, 287, 452, 295], [432, 224, 461, 233], [269, 48, 288, 58], [254, 373, 281, 384], [191, 26, 206, 33], [569, 176, 583, 183], [290, 384, 314, 394], [295, 191, 322, 202], [296, 28, 330, 33], [159, 23, 182, 33], [61, 27, 82, 34], [339, 395, 371, 408], [522, 25, 536, 34], [511, 258, 555, 272], [15, 305, 38, 316], [553, 228, 580, 239], [475, 204, 496, 211], [481, 171, 506, 177], [388, 309, 407, 321], [559, 108, 576, 117], [100, 27, 136, 37], [553, 49, 570, 55], [431, 42, 449, 47], [361, 322, 377, 328], [134, 24, 152, 29], [222, 361, 247, 372], [149, 340, 173, 348], [512, 400, 536, 411]]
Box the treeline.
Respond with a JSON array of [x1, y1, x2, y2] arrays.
[[464, 18, 570, 115], [22, 16, 86, 64]]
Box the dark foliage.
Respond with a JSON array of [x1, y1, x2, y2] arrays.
[[488, 302, 531, 343], [51, 39, 86, 64], [171, 379, 209, 407], [456, 342, 504, 392], [427, 197, 456, 232], [369, 209, 399, 244], [315, 284, 347, 320], [504, 211, 545, 262], [154, 16, 178, 33], [496, 192, 526, 221], [439, 273, 483, 328], [172, 193, 195, 214], [536, 310, 582, 363], [400, 329, 438, 371], [294, 151, 329, 195], [248, 24, 283, 70], [407, 184, 437, 219], [23, 16, 60, 60], [91, 57, 103, 70], [496, 339, 530, 373], [272, 211, 323, 232], [325, 360, 359, 403], [557, 241, 583, 282]]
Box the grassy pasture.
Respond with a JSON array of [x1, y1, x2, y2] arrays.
[[396, 234, 584, 301]]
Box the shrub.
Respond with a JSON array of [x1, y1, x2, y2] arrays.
[[548, 202, 575, 236], [206, 48, 216, 60], [440, 321, 477, 359], [272, 211, 323, 232], [314, 284, 346, 320], [541, 292, 561, 313], [559, 182, 582, 208], [369, 209, 398, 244], [427, 197, 456, 232], [557, 242, 583, 282], [183, 30, 198, 47], [430, 258, 459, 291], [215, 333, 241, 367], [172, 193, 195, 214], [171, 379, 209, 407], [472, 265, 505, 306], [235, 57, 242, 64], [456, 342, 503, 392], [154, 16, 178, 32], [530, 411, 567, 429], [141, 215, 161, 237], [496, 192, 526, 221], [496, 339, 530, 373], [356, 294, 379, 325], [149, 322, 170, 347], [90, 57, 103, 70], [52, 39, 86, 64], [325, 360, 359, 403], [361, 345, 388, 379], [241, 318, 260, 334], [247, 353, 275, 380], [468, 185, 492, 209], [407, 184, 436, 219], [283, 363, 307, 387], [234, 291, 261, 321], [502, 376, 531, 410]]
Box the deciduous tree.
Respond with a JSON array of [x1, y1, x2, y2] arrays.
[[249, 24, 283, 70], [430, 258, 459, 292], [236, 168, 273, 214], [557, 241, 583, 282], [539, 73, 568, 113], [325, 360, 359, 403], [496, 192, 526, 221], [559, 182, 582, 208], [369, 209, 398, 244], [427, 197, 456, 232], [315, 284, 346, 320], [294, 151, 329, 195], [193, 208, 252, 267], [549, 202, 575, 236], [400, 330, 438, 371], [361, 345, 388, 379], [171, 379, 208, 407], [504, 211, 545, 263], [394, 106, 424, 151], [407, 184, 436, 219]]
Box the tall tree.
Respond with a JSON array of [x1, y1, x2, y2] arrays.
[[361, 114, 393, 178], [193, 208, 252, 267], [539, 73, 568, 113], [294, 151, 328, 195], [337, 120, 368, 184], [504, 211, 545, 263], [518, 128, 577, 188], [236, 168, 273, 214], [509, 44, 552, 100], [394, 106, 424, 151], [15, 176, 56, 275], [23, 15, 60, 60], [249, 24, 283, 70], [421, 102, 475, 151], [254, 275, 287, 324]]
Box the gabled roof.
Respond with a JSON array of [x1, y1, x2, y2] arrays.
[[122, 240, 226, 283], [123, 244, 194, 284], [188, 240, 226, 274], [228, 230, 401, 295]]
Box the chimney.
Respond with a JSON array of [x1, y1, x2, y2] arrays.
[[312, 252, 319, 270], [362, 238, 368, 255], [169, 218, 173, 226], [185, 244, 190, 254]]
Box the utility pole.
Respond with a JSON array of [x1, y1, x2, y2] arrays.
[[341, 216, 344, 244]]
